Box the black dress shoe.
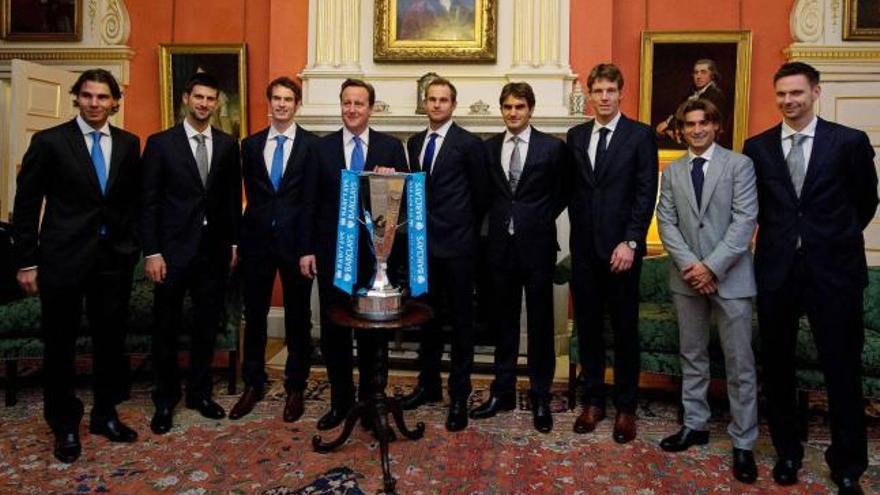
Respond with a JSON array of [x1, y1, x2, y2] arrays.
[[772, 458, 801, 486], [53, 431, 81, 463], [229, 386, 264, 420], [89, 416, 138, 443], [445, 400, 468, 432], [150, 406, 174, 435], [469, 394, 515, 420], [400, 385, 442, 411], [185, 398, 226, 420], [833, 475, 865, 495], [732, 448, 757, 484], [317, 405, 350, 431], [532, 399, 553, 433], [659, 427, 709, 452]]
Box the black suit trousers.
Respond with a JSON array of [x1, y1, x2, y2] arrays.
[[758, 252, 867, 478]]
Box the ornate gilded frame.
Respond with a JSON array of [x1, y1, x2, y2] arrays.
[[844, 0, 880, 41], [1, 0, 82, 41], [374, 0, 497, 62], [159, 43, 248, 140]]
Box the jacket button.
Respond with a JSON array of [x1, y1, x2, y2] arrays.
[[699, 223, 704, 228]]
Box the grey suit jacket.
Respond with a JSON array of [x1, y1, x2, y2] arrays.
[[656, 145, 758, 299]]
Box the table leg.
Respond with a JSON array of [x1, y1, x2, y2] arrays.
[[312, 402, 365, 453]]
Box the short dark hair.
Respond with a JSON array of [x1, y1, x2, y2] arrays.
[[184, 72, 220, 95], [773, 61, 820, 86], [587, 63, 624, 91], [266, 76, 302, 103], [694, 58, 721, 83], [340, 78, 375, 106], [674, 98, 723, 132], [70, 69, 122, 100], [499, 82, 535, 109], [425, 77, 458, 103]]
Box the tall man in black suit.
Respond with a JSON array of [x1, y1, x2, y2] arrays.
[[300, 79, 408, 430], [567, 63, 658, 443], [469, 82, 569, 433], [140, 73, 242, 434], [13, 69, 141, 463], [400, 77, 489, 431], [744, 62, 879, 494], [228, 77, 318, 422]]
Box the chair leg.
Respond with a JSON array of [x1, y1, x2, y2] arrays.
[[5, 360, 18, 407], [227, 350, 238, 395], [797, 389, 809, 442]]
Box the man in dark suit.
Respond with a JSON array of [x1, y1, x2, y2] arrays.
[[400, 77, 489, 431], [300, 79, 408, 430], [468, 82, 568, 433], [567, 63, 658, 443], [228, 77, 318, 422], [140, 72, 242, 434], [13, 69, 141, 462], [744, 62, 879, 494]]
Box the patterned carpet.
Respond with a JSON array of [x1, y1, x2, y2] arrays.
[[1, 374, 879, 494]]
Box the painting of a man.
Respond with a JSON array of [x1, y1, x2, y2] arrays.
[[397, 0, 476, 41]]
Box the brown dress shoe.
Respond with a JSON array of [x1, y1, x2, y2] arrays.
[[228, 386, 264, 420], [613, 412, 637, 444], [283, 391, 305, 423], [573, 406, 606, 434]]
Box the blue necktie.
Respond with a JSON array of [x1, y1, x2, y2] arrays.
[[422, 132, 439, 174], [351, 135, 365, 172], [691, 157, 706, 209], [270, 135, 286, 191], [90, 131, 108, 194]]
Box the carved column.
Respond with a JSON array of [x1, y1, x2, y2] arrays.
[[312, 0, 360, 70], [513, 0, 563, 68]]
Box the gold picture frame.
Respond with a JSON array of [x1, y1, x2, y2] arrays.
[[374, 0, 497, 62], [844, 0, 880, 41], [159, 43, 248, 140], [639, 31, 752, 156], [1, 0, 82, 41]]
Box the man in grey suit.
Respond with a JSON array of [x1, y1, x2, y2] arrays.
[[655, 98, 759, 484]]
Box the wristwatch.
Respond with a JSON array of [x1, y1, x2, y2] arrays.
[[625, 240, 638, 250]]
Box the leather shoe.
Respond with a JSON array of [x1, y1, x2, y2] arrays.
[[317, 405, 350, 431], [185, 398, 226, 420], [659, 427, 709, 452], [400, 385, 442, 411], [469, 394, 515, 420], [283, 391, 305, 423], [446, 400, 469, 432], [228, 386, 264, 420], [53, 431, 81, 463], [732, 448, 758, 484], [532, 398, 553, 433], [613, 412, 637, 444], [89, 416, 138, 443], [150, 406, 174, 435], [772, 458, 801, 486], [833, 475, 864, 495], [573, 406, 606, 434]]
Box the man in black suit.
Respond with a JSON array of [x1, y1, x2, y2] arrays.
[[228, 77, 318, 422], [140, 72, 242, 434], [744, 62, 879, 494], [468, 82, 568, 433], [400, 77, 489, 431], [300, 79, 408, 430], [567, 63, 658, 443], [13, 69, 141, 462]]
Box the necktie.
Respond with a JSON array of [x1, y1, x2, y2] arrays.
[[194, 134, 209, 185], [508, 135, 522, 192], [787, 133, 807, 197], [351, 135, 365, 173], [594, 127, 610, 171], [270, 135, 286, 191], [422, 132, 439, 174], [90, 131, 108, 194], [691, 157, 707, 209]]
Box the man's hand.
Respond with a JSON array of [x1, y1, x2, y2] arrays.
[[230, 246, 239, 270], [16, 268, 38, 295], [145, 255, 167, 283], [682, 262, 716, 291], [299, 254, 317, 279], [610, 242, 635, 273], [374, 166, 396, 175], [696, 278, 718, 295]]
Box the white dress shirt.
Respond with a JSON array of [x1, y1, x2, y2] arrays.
[[588, 111, 622, 168], [418, 119, 453, 173], [342, 127, 370, 170], [77, 115, 112, 172], [781, 115, 817, 172], [688, 142, 716, 176], [183, 118, 213, 166], [501, 125, 532, 178], [263, 123, 297, 175]]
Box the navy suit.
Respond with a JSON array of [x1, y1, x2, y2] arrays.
[[744, 118, 878, 479]]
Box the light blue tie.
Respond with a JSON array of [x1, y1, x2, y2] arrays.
[[270, 135, 286, 191], [351, 135, 365, 173], [90, 131, 108, 194]]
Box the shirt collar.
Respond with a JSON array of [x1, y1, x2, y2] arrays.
[[592, 111, 621, 135], [426, 119, 453, 139], [688, 142, 716, 163], [781, 115, 818, 141], [343, 126, 369, 147], [183, 118, 212, 141], [694, 81, 716, 96], [268, 122, 297, 141], [76, 115, 110, 136], [504, 124, 532, 144]]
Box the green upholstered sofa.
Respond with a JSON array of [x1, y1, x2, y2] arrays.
[[0, 258, 243, 406]]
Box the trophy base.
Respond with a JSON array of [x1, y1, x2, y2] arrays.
[[353, 289, 405, 321]]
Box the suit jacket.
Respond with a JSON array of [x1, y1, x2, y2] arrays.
[[407, 122, 489, 259], [656, 145, 758, 299], [566, 114, 659, 260], [240, 125, 319, 266], [140, 123, 241, 277], [13, 118, 141, 288], [484, 126, 569, 271], [743, 118, 878, 291]]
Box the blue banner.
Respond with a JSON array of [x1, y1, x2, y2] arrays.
[[407, 172, 428, 297], [333, 170, 360, 294]]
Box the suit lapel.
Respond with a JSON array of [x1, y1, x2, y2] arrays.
[[207, 129, 228, 190], [765, 125, 798, 203], [280, 130, 305, 189], [104, 126, 126, 195], [677, 157, 700, 217], [173, 125, 205, 189], [594, 115, 632, 183], [430, 124, 456, 175], [575, 121, 596, 185], [63, 119, 102, 197], [408, 130, 426, 172], [517, 127, 542, 192], [252, 129, 271, 187], [488, 134, 511, 198], [800, 118, 831, 200], [699, 147, 726, 217]]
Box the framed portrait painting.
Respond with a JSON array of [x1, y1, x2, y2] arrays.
[[2, 0, 81, 41], [158, 43, 248, 140], [374, 0, 497, 62], [639, 31, 752, 158], [844, 0, 880, 40]]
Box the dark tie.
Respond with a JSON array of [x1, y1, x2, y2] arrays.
[[90, 131, 108, 194], [691, 157, 706, 209], [270, 135, 286, 191], [422, 132, 439, 174], [350, 135, 365, 173], [594, 127, 610, 171]]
